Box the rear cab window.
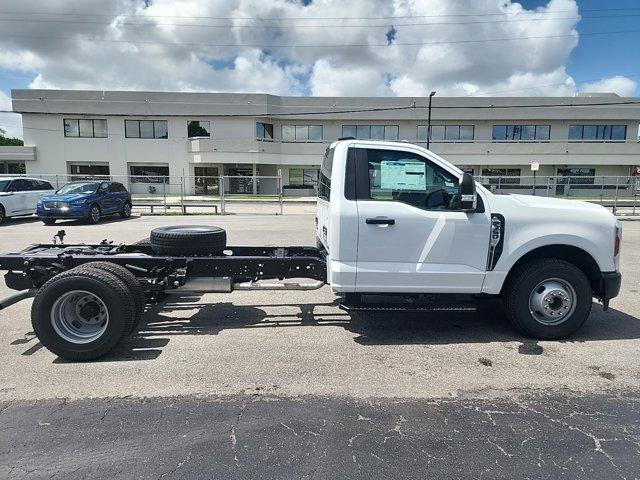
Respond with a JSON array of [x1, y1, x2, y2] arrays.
[[318, 147, 334, 201]]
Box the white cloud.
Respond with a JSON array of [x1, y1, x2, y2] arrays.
[[580, 76, 638, 97], [0, 90, 22, 139], [0, 0, 636, 105]]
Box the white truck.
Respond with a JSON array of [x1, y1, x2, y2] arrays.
[[0, 140, 622, 360]]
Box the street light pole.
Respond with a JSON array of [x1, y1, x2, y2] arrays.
[[427, 91, 436, 150]]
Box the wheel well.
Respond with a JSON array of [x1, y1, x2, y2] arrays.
[[501, 245, 601, 294]]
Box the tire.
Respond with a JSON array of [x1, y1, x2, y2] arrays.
[[503, 258, 592, 340], [42, 218, 56, 225], [150, 225, 227, 255], [0, 205, 5, 224], [132, 237, 152, 247], [87, 204, 101, 224], [31, 269, 136, 361], [72, 262, 146, 335], [120, 202, 132, 218]]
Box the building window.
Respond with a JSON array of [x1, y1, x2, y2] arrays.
[[481, 168, 521, 185], [64, 119, 108, 138], [0, 162, 26, 174], [281, 125, 323, 142], [557, 167, 596, 184], [417, 125, 475, 142], [568, 124, 627, 141], [68, 164, 110, 180], [125, 120, 168, 139], [129, 165, 170, 183], [342, 125, 399, 141], [187, 121, 211, 138], [256, 122, 274, 140], [288, 168, 319, 187], [492, 125, 550, 141]]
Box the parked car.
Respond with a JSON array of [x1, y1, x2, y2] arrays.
[[37, 180, 132, 224], [0, 177, 55, 224]]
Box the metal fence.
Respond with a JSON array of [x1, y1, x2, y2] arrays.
[[477, 175, 640, 214], [0, 173, 289, 215], [2, 172, 639, 215]]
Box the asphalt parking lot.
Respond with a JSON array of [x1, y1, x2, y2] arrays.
[[0, 214, 639, 479]]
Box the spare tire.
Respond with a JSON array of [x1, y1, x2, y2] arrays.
[[150, 225, 226, 256]]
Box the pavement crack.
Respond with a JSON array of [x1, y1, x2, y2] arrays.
[[514, 400, 625, 476]]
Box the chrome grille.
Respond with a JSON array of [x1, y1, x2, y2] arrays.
[[44, 201, 67, 209]]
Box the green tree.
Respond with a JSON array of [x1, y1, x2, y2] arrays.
[[0, 127, 23, 146]]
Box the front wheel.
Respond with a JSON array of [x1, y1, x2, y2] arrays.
[[87, 204, 101, 224], [120, 202, 132, 218], [503, 258, 592, 339], [42, 218, 56, 225]]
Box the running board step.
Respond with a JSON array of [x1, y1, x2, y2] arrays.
[[339, 302, 477, 313]]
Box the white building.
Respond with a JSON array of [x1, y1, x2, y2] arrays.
[[4, 89, 640, 194]]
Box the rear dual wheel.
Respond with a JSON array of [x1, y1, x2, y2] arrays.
[[31, 264, 145, 361]]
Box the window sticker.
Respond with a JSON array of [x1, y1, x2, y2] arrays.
[[380, 160, 426, 190]]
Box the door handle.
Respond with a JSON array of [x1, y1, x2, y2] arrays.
[[366, 217, 395, 225]]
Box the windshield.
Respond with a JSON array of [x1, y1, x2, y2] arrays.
[[0, 180, 10, 192], [57, 182, 100, 195]]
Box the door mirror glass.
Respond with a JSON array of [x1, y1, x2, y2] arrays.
[[458, 172, 477, 212]]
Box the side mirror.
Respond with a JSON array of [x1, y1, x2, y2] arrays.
[[458, 172, 477, 212]]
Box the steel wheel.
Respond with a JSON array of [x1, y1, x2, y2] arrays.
[[50, 290, 109, 344], [528, 277, 577, 326]]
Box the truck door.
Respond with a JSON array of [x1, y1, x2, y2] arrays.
[[354, 145, 491, 293]]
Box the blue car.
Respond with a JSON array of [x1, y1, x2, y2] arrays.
[[37, 180, 132, 225]]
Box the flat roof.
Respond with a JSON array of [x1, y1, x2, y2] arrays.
[[11, 89, 640, 121]]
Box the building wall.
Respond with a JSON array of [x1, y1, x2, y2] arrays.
[[14, 90, 640, 195]]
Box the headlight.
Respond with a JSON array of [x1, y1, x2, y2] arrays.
[[70, 198, 88, 205]]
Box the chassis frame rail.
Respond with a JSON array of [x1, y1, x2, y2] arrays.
[[0, 243, 327, 293]]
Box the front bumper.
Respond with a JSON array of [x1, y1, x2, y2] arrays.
[[37, 204, 89, 219], [596, 271, 622, 301]]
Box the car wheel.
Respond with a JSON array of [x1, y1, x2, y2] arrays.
[[0, 205, 5, 224], [120, 202, 132, 218], [30, 269, 136, 361], [42, 218, 56, 225], [503, 258, 592, 340], [87, 204, 101, 224]]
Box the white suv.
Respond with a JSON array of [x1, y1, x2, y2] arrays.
[[0, 177, 55, 223]]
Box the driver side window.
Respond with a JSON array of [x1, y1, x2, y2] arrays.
[[366, 148, 459, 210]]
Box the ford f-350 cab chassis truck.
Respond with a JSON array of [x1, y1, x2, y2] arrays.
[[0, 140, 622, 361]]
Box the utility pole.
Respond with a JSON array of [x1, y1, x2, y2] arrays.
[[427, 91, 436, 150]]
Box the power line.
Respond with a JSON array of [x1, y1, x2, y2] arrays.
[[2, 99, 640, 121], [3, 27, 639, 49], [2, 13, 634, 29], [0, 6, 636, 21]]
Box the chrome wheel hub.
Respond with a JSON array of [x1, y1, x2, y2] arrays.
[[51, 290, 109, 344], [529, 278, 576, 325]]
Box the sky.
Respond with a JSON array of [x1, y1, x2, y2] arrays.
[[1, 0, 639, 139]]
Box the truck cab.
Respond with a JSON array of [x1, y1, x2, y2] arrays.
[[317, 139, 621, 338]]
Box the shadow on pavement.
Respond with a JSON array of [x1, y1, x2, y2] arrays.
[[94, 296, 640, 362]]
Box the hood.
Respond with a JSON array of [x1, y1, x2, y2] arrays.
[[508, 194, 609, 213], [40, 193, 94, 202], [486, 193, 616, 226]]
